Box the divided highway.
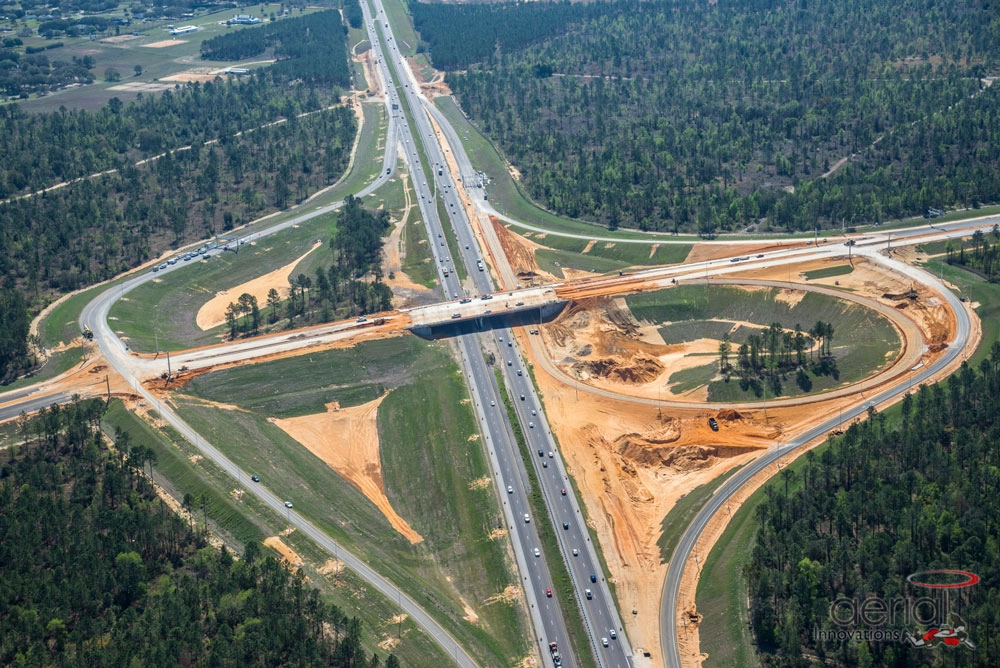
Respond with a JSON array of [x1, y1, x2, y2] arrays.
[[367, 2, 632, 666]]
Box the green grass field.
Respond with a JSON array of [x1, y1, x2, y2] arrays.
[[108, 218, 333, 352], [922, 258, 1000, 368], [175, 338, 529, 666], [658, 465, 743, 564], [802, 264, 854, 281], [627, 286, 900, 401]]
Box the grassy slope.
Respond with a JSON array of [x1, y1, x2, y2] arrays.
[[176, 338, 528, 666], [657, 466, 744, 564], [627, 286, 900, 400]]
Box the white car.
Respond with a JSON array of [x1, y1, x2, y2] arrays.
[[610, 629, 617, 639], [507, 485, 513, 494], [534, 548, 541, 557], [524, 514, 530, 523], [601, 637, 608, 647], [572, 548, 579, 556], [284, 501, 293, 508]]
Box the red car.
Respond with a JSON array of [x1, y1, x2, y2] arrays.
[[546, 587, 552, 597]]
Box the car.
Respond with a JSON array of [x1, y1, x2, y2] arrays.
[[534, 548, 541, 557], [572, 548, 579, 556], [563, 522, 569, 530], [585, 589, 592, 600], [465, 244, 470, 249], [356, 316, 367, 323], [539, 449, 545, 457], [524, 514, 530, 523], [517, 370, 523, 376], [440, 241, 444, 246], [507, 485, 513, 494], [520, 394, 525, 401], [590, 574, 597, 582], [515, 301, 524, 306], [610, 629, 617, 639], [756, 253, 765, 258], [529, 422, 534, 428], [532, 410, 537, 416], [153, 265, 160, 272], [601, 638, 609, 647], [460, 298, 472, 304], [438, 233, 442, 238], [548, 451, 553, 457], [490, 400, 495, 407], [546, 587, 552, 597], [561, 488, 567, 495], [284, 501, 293, 508], [508, 341, 513, 347], [251, 475, 260, 482], [542, 461, 548, 468], [451, 313, 461, 319], [482, 295, 493, 300], [708, 417, 719, 431], [507, 360, 512, 366], [498, 336, 504, 342]]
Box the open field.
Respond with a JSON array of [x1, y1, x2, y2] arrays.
[[170, 338, 530, 666], [17, 5, 319, 112], [108, 220, 333, 352]]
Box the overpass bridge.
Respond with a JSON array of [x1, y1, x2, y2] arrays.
[[403, 285, 568, 333]]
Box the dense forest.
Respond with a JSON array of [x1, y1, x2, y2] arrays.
[[0, 288, 32, 384], [200, 10, 351, 88], [745, 352, 1000, 666], [419, 0, 1000, 233], [947, 226, 1000, 282], [0, 10, 357, 382], [0, 398, 397, 667]]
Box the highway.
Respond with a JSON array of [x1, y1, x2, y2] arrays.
[[368, 2, 633, 665], [659, 241, 974, 668]]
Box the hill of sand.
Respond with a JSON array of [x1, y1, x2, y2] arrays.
[[272, 395, 423, 544]]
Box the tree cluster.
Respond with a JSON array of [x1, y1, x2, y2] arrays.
[[422, 0, 1000, 233], [343, 0, 363, 30], [721, 321, 835, 395], [1, 397, 398, 667], [946, 225, 1000, 282], [200, 10, 351, 87], [0, 287, 32, 383], [746, 350, 1000, 666], [0, 48, 94, 98]]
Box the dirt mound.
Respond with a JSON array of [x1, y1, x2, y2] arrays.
[[572, 354, 664, 385], [716, 408, 743, 422], [617, 440, 758, 471]]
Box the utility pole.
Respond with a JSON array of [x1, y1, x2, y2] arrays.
[[105, 375, 111, 403], [167, 351, 172, 380]]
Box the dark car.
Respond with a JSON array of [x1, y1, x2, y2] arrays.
[[563, 522, 569, 530], [590, 574, 597, 583], [251, 475, 260, 482], [708, 417, 719, 431]]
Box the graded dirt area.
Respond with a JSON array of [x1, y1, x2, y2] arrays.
[[504, 251, 965, 665], [196, 242, 321, 331], [144, 39, 187, 48], [263, 535, 304, 567], [272, 395, 423, 544]]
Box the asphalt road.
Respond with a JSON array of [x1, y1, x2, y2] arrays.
[[659, 243, 974, 668], [368, 4, 633, 665]]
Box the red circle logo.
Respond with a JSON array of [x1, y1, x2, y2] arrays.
[[907, 570, 980, 589]]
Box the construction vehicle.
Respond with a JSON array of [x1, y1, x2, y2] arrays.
[[82, 325, 94, 340]]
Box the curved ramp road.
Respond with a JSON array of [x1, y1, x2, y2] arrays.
[[660, 247, 973, 668]]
